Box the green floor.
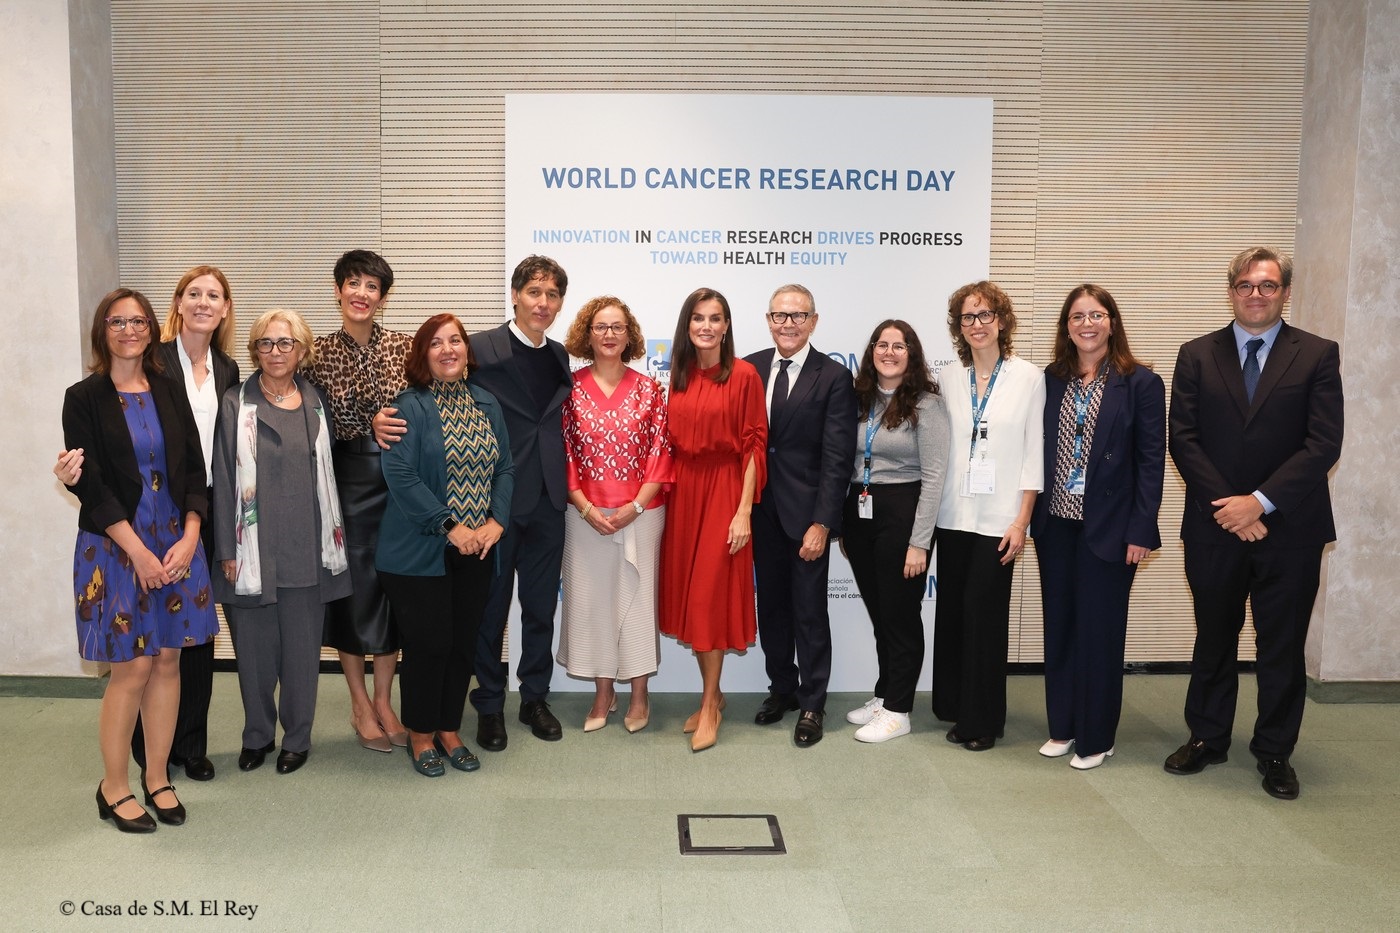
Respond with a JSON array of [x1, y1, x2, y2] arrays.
[[4, 674, 1397, 931]]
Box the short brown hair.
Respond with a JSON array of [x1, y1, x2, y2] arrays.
[[563, 296, 645, 363], [405, 314, 477, 387], [946, 280, 1017, 365], [89, 288, 162, 376], [1228, 247, 1292, 288]]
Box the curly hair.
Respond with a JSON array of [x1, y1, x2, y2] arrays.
[[946, 280, 1017, 365], [853, 319, 939, 429], [563, 296, 645, 363]]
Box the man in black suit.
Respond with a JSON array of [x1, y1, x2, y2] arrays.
[[745, 284, 857, 747], [1165, 247, 1343, 799], [467, 255, 573, 749]]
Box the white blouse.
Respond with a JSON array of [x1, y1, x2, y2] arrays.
[[935, 354, 1045, 537]]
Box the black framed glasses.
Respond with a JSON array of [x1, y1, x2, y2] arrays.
[[1232, 281, 1281, 298], [105, 317, 151, 333], [768, 311, 812, 325], [254, 337, 299, 354], [959, 310, 997, 326]]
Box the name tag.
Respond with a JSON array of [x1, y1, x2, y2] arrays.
[[858, 492, 873, 520], [964, 458, 996, 496], [1065, 467, 1085, 497]]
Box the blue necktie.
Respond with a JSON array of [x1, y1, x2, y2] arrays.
[[1243, 337, 1264, 403], [771, 359, 791, 423]]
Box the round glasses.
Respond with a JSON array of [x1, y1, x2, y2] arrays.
[[1232, 281, 1281, 298], [105, 317, 151, 333], [1068, 311, 1109, 325], [873, 341, 908, 354]]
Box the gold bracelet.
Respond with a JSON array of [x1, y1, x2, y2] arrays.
[[579, 503, 593, 519]]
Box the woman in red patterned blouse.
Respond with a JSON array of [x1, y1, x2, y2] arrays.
[[558, 296, 673, 734]]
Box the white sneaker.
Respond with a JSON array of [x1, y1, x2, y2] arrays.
[[1070, 747, 1115, 770], [846, 696, 884, 725], [1039, 738, 1075, 758], [854, 708, 910, 743]]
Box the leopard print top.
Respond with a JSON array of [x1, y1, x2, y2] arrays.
[[307, 322, 411, 441]]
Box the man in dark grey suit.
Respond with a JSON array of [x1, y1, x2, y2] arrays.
[[745, 284, 857, 747], [467, 255, 573, 749], [1165, 247, 1344, 799]]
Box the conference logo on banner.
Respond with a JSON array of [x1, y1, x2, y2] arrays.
[[505, 94, 990, 692]]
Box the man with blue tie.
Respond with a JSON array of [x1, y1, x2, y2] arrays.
[[745, 284, 857, 747], [1164, 247, 1344, 799]]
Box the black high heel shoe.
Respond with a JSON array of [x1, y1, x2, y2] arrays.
[[140, 772, 187, 826], [96, 782, 156, 834]]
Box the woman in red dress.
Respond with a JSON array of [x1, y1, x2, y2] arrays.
[[658, 288, 767, 752]]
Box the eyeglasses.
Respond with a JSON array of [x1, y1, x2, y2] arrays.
[[254, 337, 300, 354], [1232, 281, 1282, 298], [105, 317, 151, 333], [1068, 311, 1109, 325], [873, 341, 908, 354], [959, 310, 997, 327], [590, 323, 628, 336], [768, 311, 812, 325]]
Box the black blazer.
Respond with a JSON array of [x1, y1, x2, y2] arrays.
[[153, 338, 241, 426], [1169, 321, 1343, 548], [62, 369, 207, 535], [1031, 365, 1166, 563], [744, 346, 857, 539], [468, 323, 572, 516]]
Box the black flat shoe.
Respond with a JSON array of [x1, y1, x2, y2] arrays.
[[1257, 757, 1300, 800], [238, 741, 275, 772], [794, 710, 825, 747], [96, 783, 156, 834], [141, 772, 186, 826], [961, 736, 996, 751], [1164, 736, 1228, 775], [183, 756, 215, 781], [434, 737, 481, 772], [275, 749, 308, 774], [477, 713, 508, 752]]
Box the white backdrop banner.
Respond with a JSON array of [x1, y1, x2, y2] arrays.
[[501, 93, 992, 695]]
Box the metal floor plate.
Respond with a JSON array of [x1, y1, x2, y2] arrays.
[[677, 814, 786, 855]]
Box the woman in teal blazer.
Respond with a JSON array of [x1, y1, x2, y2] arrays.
[[377, 314, 513, 777]]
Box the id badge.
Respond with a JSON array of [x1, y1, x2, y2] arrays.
[[1065, 467, 1086, 497], [966, 458, 996, 495], [858, 492, 873, 520]]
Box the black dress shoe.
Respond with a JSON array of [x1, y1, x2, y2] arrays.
[[755, 693, 799, 725], [183, 756, 215, 782], [519, 700, 563, 741], [141, 771, 187, 826], [961, 736, 996, 751], [793, 710, 824, 747], [1257, 758, 1300, 800], [1163, 736, 1228, 775], [96, 783, 156, 834], [275, 749, 308, 774], [477, 713, 508, 752], [237, 741, 275, 772], [945, 728, 968, 744]]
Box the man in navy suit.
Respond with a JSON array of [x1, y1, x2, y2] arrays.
[[467, 255, 573, 749], [1165, 247, 1344, 799], [745, 284, 857, 747]]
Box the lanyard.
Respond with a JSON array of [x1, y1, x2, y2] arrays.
[[861, 408, 881, 491], [967, 357, 1003, 461], [1071, 363, 1108, 463]]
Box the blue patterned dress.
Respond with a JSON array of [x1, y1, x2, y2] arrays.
[[73, 391, 219, 661]]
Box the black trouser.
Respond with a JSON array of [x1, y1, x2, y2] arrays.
[[931, 527, 1013, 738], [381, 547, 493, 735], [842, 482, 929, 714]]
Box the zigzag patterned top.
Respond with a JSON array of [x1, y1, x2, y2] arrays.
[[431, 379, 499, 527]]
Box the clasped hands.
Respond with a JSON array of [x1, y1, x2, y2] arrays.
[[447, 519, 504, 558], [1212, 494, 1268, 542]]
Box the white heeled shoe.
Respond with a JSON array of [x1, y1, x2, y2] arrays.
[[1039, 738, 1074, 758], [1070, 747, 1115, 770]]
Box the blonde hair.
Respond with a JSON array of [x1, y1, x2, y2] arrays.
[[246, 308, 316, 369], [163, 265, 236, 354]]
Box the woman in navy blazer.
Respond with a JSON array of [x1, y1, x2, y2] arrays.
[[1030, 284, 1165, 770]]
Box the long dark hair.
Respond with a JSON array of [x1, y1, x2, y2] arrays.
[[1044, 284, 1146, 380], [669, 287, 734, 393], [853, 320, 938, 430]]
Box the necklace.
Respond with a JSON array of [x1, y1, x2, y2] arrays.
[[259, 375, 299, 403]]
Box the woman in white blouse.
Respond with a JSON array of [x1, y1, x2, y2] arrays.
[[932, 281, 1044, 751]]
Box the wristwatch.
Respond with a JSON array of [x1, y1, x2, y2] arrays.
[[631, 501, 645, 515], [441, 517, 458, 535]]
